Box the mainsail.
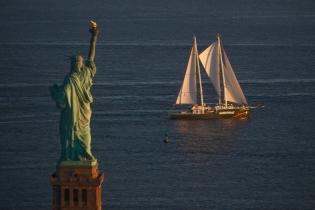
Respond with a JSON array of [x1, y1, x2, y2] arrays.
[[199, 41, 221, 99], [176, 44, 197, 104], [221, 46, 247, 105]]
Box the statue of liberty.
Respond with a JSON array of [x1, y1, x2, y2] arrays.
[[50, 21, 99, 164]]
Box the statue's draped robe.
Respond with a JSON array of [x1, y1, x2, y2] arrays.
[[51, 61, 96, 161]]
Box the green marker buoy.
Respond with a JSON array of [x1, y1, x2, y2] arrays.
[[164, 133, 169, 143]]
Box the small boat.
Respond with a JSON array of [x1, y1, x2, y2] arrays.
[[170, 34, 250, 120]]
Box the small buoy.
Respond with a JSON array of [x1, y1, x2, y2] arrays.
[[164, 134, 169, 143]]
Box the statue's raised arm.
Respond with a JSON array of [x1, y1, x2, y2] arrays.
[[88, 21, 99, 62]]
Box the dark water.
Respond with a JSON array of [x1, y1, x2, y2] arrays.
[[1, 0, 315, 209]]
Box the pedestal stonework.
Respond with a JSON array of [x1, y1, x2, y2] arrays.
[[50, 161, 104, 210]]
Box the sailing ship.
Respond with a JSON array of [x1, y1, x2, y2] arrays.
[[170, 34, 250, 119]]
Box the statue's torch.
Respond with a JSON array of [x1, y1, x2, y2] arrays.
[[90, 20, 97, 30]]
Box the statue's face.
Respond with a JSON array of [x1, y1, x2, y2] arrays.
[[71, 55, 83, 72]]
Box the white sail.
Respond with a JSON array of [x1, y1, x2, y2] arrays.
[[199, 41, 221, 98], [176, 46, 197, 104], [221, 47, 247, 105]]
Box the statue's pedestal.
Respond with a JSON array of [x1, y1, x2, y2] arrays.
[[50, 160, 104, 210]]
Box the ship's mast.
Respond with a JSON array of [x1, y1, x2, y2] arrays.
[[218, 34, 227, 107], [194, 36, 205, 112]]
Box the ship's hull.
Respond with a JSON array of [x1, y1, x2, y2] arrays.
[[170, 108, 250, 120]]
